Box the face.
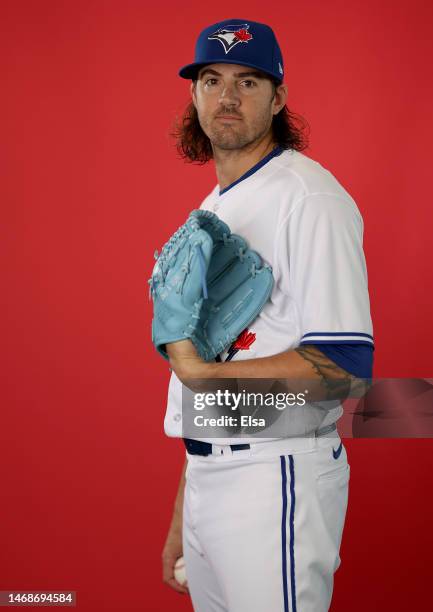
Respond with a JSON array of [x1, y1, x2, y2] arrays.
[[190, 63, 287, 152]]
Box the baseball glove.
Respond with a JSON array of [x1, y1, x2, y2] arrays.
[[148, 209, 274, 362]]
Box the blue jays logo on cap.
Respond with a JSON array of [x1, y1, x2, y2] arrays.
[[208, 23, 253, 55], [178, 18, 284, 83]]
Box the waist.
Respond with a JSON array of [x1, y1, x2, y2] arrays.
[[183, 422, 337, 457]]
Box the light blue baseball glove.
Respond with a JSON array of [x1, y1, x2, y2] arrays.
[[148, 209, 274, 362]]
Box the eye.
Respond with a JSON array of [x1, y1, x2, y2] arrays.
[[204, 78, 218, 86], [240, 80, 257, 88]]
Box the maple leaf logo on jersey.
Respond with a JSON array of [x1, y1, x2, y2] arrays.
[[208, 24, 253, 54], [224, 329, 256, 362]]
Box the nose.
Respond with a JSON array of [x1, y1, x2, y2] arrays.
[[218, 82, 240, 107]]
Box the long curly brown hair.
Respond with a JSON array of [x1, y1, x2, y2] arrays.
[[171, 79, 310, 164]]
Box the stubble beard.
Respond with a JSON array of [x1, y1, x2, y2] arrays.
[[200, 109, 273, 152]]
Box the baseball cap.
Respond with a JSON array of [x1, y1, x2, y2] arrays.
[[178, 18, 284, 83]]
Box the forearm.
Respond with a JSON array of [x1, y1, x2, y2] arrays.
[[170, 458, 187, 527], [168, 342, 355, 402], [168, 341, 309, 379], [204, 347, 317, 379]]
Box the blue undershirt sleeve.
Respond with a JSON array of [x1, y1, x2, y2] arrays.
[[310, 343, 374, 379]]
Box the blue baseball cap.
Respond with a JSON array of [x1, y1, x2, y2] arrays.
[[178, 18, 284, 83]]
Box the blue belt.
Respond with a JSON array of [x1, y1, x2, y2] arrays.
[[183, 423, 337, 456]]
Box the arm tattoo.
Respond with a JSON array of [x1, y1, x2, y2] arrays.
[[294, 345, 356, 402]]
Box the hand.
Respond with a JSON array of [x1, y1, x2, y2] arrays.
[[162, 520, 189, 595]]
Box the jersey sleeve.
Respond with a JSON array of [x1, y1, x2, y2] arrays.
[[312, 343, 374, 378], [276, 192, 374, 350]]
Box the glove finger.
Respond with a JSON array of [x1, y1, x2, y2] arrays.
[[180, 229, 213, 304]]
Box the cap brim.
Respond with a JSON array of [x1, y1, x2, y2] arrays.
[[178, 59, 282, 82]]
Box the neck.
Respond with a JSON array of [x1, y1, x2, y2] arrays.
[[213, 135, 277, 193]]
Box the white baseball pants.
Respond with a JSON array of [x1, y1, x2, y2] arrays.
[[182, 429, 350, 612]]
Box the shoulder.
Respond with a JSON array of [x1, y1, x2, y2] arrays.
[[271, 149, 350, 196], [271, 149, 363, 224], [198, 185, 219, 211]]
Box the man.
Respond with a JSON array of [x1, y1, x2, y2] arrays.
[[160, 18, 374, 612]]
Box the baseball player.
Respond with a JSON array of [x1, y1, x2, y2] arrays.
[[160, 18, 374, 612]]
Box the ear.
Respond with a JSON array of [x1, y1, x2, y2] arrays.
[[190, 81, 197, 109], [272, 83, 288, 116]]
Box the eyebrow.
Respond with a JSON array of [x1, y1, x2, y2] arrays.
[[198, 68, 266, 80]]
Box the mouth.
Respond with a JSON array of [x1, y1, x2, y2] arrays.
[[215, 116, 242, 121]]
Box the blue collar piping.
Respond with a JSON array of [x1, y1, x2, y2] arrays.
[[218, 145, 285, 197]]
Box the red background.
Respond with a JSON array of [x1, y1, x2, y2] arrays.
[[2, 1, 433, 610]]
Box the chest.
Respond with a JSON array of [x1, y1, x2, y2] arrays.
[[204, 193, 283, 265]]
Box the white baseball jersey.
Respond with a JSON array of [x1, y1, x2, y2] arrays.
[[163, 147, 374, 444]]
